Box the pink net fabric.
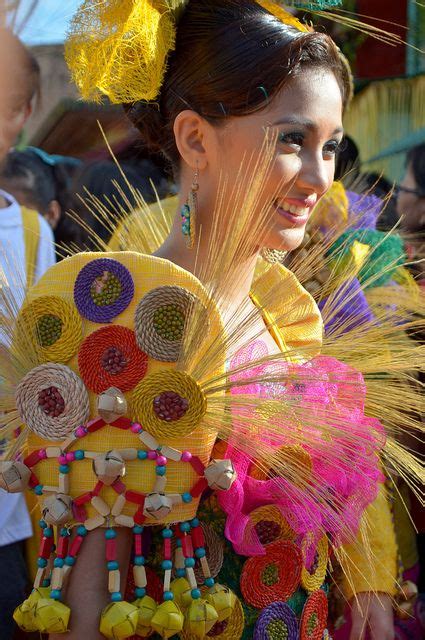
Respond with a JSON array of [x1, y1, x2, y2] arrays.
[[219, 341, 385, 556]]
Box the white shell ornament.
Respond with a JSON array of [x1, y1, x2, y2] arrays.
[[0, 461, 31, 493], [204, 459, 236, 491], [42, 493, 73, 526], [143, 493, 173, 520], [93, 450, 125, 485]]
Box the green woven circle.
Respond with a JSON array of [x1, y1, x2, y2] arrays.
[[153, 304, 185, 341], [266, 619, 289, 639], [90, 272, 122, 306], [307, 612, 318, 635], [262, 563, 279, 587], [36, 314, 63, 347]]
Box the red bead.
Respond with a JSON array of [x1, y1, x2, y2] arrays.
[[182, 535, 194, 559], [57, 535, 69, 558], [72, 503, 87, 523], [39, 536, 54, 559], [106, 538, 117, 561], [29, 472, 40, 488], [112, 479, 126, 494], [191, 527, 205, 548], [92, 481, 104, 496], [74, 492, 93, 506], [86, 417, 105, 433], [69, 535, 84, 557], [125, 490, 144, 505], [189, 456, 205, 475], [163, 538, 172, 561], [24, 451, 43, 467], [111, 417, 131, 430], [134, 534, 143, 556], [191, 478, 208, 497], [134, 506, 146, 525]]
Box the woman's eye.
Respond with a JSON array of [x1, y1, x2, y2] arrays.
[[278, 132, 304, 148], [323, 139, 342, 157]]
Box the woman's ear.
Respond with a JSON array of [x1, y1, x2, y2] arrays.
[[173, 110, 210, 171], [45, 199, 61, 229]]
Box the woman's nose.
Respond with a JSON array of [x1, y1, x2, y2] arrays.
[[298, 152, 332, 196]]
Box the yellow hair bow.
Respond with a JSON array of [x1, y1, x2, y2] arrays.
[[65, 0, 308, 105]]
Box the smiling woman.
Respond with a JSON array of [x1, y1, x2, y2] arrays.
[[3, 2, 406, 640]]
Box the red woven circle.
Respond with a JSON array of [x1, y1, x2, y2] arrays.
[[300, 590, 328, 640], [78, 325, 148, 393], [240, 540, 302, 609]]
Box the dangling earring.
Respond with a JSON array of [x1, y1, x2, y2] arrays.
[[181, 166, 199, 249], [260, 248, 288, 264]]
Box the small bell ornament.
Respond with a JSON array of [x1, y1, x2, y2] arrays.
[[98, 387, 128, 423], [0, 461, 31, 493], [42, 493, 73, 526], [204, 459, 236, 491], [93, 450, 125, 485], [143, 493, 173, 520]]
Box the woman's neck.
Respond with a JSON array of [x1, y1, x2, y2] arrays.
[[155, 197, 260, 313]]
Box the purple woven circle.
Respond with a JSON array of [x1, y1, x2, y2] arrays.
[[74, 258, 134, 323], [254, 602, 299, 640]]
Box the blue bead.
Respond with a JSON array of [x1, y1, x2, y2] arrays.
[[65, 556, 75, 566], [156, 465, 166, 476], [42, 579, 51, 588], [190, 518, 200, 528], [162, 528, 173, 539], [162, 560, 173, 571], [105, 529, 117, 540], [176, 568, 186, 578], [111, 592, 122, 602], [163, 591, 174, 601], [176, 539, 182, 548], [50, 589, 62, 600], [133, 525, 144, 534], [107, 561, 119, 571], [134, 555, 145, 566], [43, 528, 53, 538], [137, 450, 148, 460], [74, 450, 85, 460], [195, 547, 206, 559], [205, 577, 215, 588], [60, 528, 69, 537], [180, 522, 190, 533], [37, 558, 48, 568], [35, 485, 43, 495], [39, 519, 47, 529], [182, 492, 192, 504], [184, 558, 195, 568], [54, 558, 64, 568], [181, 204, 190, 215], [191, 589, 201, 600], [59, 464, 70, 474], [135, 587, 146, 598], [77, 525, 88, 537]]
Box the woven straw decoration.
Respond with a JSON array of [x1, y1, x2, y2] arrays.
[[180, 595, 244, 640], [253, 601, 299, 639], [299, 589, 328, 640], [301, 536, 329, 593]]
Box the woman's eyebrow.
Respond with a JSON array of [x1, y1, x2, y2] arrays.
[[272, 116, 343, 136]]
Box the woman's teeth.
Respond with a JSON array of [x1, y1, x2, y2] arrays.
[[277, 201, 308, 216]]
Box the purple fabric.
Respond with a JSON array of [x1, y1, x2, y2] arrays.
[[319, 278, 376, 336], [74, 258, 134, 323], [347, 191, 383, 231]]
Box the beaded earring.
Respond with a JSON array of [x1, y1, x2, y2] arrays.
[[181, 167, 199, 249]]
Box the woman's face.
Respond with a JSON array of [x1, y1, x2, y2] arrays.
[[205, 68, 344, 252], [397, 163, 425, 232]]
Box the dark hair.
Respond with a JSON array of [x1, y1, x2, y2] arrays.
[[406, 143, 425, 196], [0, 28, 40, 105], [0, 149, 56, 211], [66, 160, 170, 246], [334, 135, 360, 182], [125, 0, 351, 171]]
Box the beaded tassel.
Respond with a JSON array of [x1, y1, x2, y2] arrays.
[[132, 525, 148, 599], [162, 526, 174, 601]]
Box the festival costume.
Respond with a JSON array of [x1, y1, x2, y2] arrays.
[[1, 1, 423, 639]]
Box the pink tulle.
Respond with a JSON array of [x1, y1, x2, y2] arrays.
[[219, 341, 385, 557]]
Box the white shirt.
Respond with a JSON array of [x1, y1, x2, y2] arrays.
[[0, 189, 56, 544]]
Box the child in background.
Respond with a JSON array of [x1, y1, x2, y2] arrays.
[[0, 28, 55, 639]]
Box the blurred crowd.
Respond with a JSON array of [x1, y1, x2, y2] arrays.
[[0, 25, 424, 640]]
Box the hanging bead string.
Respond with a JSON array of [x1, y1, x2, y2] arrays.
[[133, 525, 148, 599], [35, 520, 55, 590], [162, 526, 174, 601], [175, 522, 202, 601], [191, 518, 215, 588], [105, 528, 123, 603]]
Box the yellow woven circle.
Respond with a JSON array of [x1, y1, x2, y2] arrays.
[[247, 505, 295, 546], [179, 596, 244, 640], [65, 0, 177, 104], [131, 370, 206, 439], [301, 536, 329, 593], [16, 295, 81, 364]]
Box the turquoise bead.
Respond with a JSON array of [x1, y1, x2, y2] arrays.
[[137, 450, 148, 460], [190, 518, 200, 528], [39, 519, 47, 529], [162, 560, 173, 571], [182, 492, 192, 503], [205, 577, 215, 588], [133, 525, 144, 534], [54, 558, 64, 568], [156, 465, 166, 476], [50, 589, 62, 600], [65, 556, 75, 566], [180, 522, 190, 533], [37, 558, 48, 568], [107, 561, 119, 571], [59, 464, 70, 474], [134, 555, 145, 566], [162, 528, 173, 539], [185, 558, 195, 568], [163, 591, 174, 601], [105, 529, 117, 539], [35, 485, 43, 495], [135, 587, 146, 598], [176, 568, 186, 578], [195, 547, 206, 559], [191, 589, 201, 600], [111, 592, 122, 602], [74, 450, 85, 460], [77, 525, 88, 537]]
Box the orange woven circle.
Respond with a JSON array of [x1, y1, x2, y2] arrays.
[[78, 325, 148, 394], [240, 540, 302, 609], [131, 370, 206, 439], [300, 590, 328, 640]]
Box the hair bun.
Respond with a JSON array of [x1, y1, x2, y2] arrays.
[[125, 101, 167, 156]]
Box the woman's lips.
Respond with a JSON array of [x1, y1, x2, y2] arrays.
[[274, 198, 312, 227]]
